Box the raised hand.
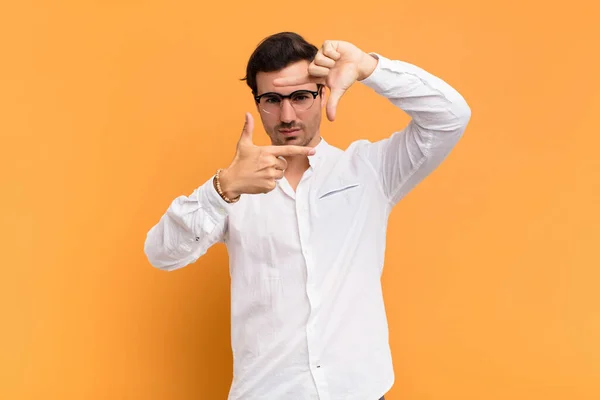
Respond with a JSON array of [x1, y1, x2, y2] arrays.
[[219, 113, 316, 198], [272, 40, 378, 121]]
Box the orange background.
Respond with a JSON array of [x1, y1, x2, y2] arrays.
[[2, 1, 599, 399]]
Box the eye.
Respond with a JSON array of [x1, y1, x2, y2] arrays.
[[263, 96, 281, 104], [293, 93, 310, 101]]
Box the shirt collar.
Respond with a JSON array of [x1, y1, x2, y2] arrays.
[[276, 136, 333, 196], [307, 136, 333, 169]]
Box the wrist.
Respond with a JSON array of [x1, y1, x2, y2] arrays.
[[217, 168, 240, 200], [357, 52, 378, 81]]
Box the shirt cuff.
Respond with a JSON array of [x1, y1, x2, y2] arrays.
[[198, 175, 237, 222], [359, 52, 385, 87], [359, 53, 417, 94]]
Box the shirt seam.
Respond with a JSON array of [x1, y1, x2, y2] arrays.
[[363, 56, 462, 125], [388, 123, 434, 204], [355, 149, 393, 211]]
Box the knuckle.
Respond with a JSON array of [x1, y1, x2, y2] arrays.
[[308, 64, 326, 76], [258, 151, 272, 166]]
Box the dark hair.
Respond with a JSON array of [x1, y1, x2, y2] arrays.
[[242, 32, 319, 96]]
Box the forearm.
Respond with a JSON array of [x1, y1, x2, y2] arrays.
[[355, 54, 471, 205], [144, 176, 230, 271], [360, 54, 471, 132]]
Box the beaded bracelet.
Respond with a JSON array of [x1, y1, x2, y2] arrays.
[[214, 169, 240, 204]]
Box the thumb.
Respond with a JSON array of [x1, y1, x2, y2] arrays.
[[238, 112, 254, 144], [326, 88, 344, 122]]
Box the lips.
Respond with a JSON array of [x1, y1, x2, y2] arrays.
[[279, 129, 300, 136]]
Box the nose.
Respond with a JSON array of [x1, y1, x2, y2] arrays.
[[279, 98, 297, 123]]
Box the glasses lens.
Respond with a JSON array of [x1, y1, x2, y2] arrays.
[[290, 91, 315, 111], [259, 94, 281, 114]]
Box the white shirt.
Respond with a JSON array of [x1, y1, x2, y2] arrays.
[[144, 53, 471, 400]]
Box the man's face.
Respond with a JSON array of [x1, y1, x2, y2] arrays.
[[255, 60, 326, 147]]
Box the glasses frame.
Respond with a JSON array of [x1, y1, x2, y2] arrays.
[[254, 84, 323, 114]]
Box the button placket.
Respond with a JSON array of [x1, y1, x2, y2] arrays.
[[294, 175, 330, 400]]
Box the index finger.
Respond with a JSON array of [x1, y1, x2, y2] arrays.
[[266, 144, 316, 157], [272, 75, 323, 87]]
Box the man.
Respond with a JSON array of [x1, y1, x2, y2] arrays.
[[145, 32, 471, 400]]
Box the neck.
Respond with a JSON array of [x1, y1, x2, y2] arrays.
[[285, 156, 310, 176], [284, 135, 321, 176]]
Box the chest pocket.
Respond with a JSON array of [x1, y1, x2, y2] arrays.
[[315, 178, 363, 217], [312, 178, 366, 256], [318, 183, 361, 199]]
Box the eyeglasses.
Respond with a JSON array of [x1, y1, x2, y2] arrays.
[[254, 85, 322, 114]]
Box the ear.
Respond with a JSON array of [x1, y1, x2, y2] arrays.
[[319, 86, 327, 109]]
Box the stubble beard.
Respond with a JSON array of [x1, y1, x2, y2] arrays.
[[270, 127, 314, 147]]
